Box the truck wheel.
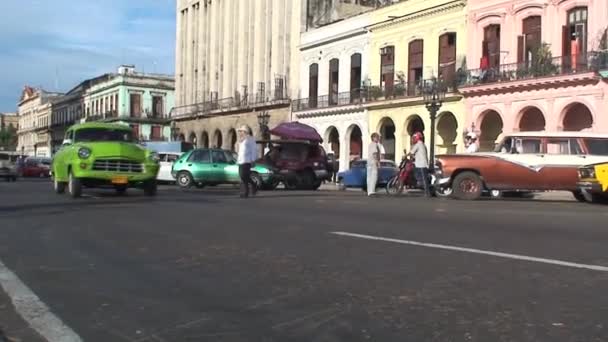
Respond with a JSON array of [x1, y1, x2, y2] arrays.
[[299, 170, 317, 190], [53, 177, 66, 194], [177, 171, 193, 188], [68, 171, 82, 198], [143, 180, 157, 196], [452, 172, 483, 200]]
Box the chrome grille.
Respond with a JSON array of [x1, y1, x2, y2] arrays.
[[92, 159, 143, 173]]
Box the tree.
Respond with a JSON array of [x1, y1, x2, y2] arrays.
[[0, 124, 17, 150]]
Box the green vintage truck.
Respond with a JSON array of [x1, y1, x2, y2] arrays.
[[51, 122, 160, 198]]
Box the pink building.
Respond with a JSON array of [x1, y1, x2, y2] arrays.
[[460, 0, 608, 150]]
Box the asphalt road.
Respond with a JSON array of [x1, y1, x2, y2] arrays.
[[0, 179, 607, 342]]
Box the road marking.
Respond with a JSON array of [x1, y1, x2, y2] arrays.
[[330, 232, 608, 272], [0, 259, 82, 342]]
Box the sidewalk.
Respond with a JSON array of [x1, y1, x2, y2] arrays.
[[319, 183, 575, 202]]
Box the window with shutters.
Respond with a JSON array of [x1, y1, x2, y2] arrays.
[[519, 16, 541, 65], [482, 25, 501, 68], [150, 126, 162, 141], [130, 93, 142, 118], [329, 59, 339, 106], [308, 64, 319, 108], [408, 40, 423, 96], [350, 53, 362, 102], [438, 33, 456, 86], [380, 46, 395, 96], [563, 7, 588, 69], [152, 96, 164, 117]]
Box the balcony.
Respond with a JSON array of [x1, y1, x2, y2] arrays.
[[292, 80, 457, 112], [459, 51, 608, 94], [170, 89, 290, 120]]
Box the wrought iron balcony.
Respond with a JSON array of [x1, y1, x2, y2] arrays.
[[170, 89, 290, 120], [292, 79, 456, 112], [459, 51, 608, 89]]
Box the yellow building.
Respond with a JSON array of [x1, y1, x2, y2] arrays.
[[366, 0, 467, 162]]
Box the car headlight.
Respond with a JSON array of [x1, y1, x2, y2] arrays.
[[579, 167, 596, 179], [148, 152, 160, 163], [78, 147, 91, 159]]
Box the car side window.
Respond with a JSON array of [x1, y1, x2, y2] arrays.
[[211, 150, 228, 163], [570, 139, 583, 155], [546, 139, 570, 155], [188, 150, 210, 163], [514, 138, 541, 154], [167, 154, 179, 162], [158, 154, 167, 162]]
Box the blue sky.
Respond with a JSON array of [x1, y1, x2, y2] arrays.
[[0, 0, 176, 112]]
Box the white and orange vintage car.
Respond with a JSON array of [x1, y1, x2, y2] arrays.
[[435, 132, 608, 200]]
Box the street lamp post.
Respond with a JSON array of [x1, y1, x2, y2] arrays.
[[257, 111, 270, 139], [421, 77, 446, 170], [257, 111, 271, 155]]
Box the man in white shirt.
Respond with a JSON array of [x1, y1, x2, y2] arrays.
[[367, 133, 385, 196], [408, 132, 431, 197], [466, 133, 480, 153], [236, 125, 258, 198]]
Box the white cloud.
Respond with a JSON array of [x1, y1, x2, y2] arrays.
[[0, 0, 176, 111]]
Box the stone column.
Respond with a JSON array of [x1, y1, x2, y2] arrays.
[[270, 0, 284, 96], [253, 0, 267, 99], [208, 0, 219, 97], [175, 3, 183, 107], [247, 0, 256, 97], [231, 0, 240, 99], [339, 126, 348, 172], [184, 6, 192, 105], [222, 0, 234, 99], [236, 0, 249, 96]]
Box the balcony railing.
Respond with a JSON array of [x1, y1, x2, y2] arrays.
[[459, 51, 608, 88], [292, 79, 457, 112], [170, 89, 289, 120]]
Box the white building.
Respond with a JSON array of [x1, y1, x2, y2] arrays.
[[17, 87, 62, 157], [173, 0, 303, 146], [293, 12, 372, 171]]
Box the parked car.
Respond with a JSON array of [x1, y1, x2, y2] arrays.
[[0, 152, 18, 182], [51, 122, 160, 198], [21, 157, 51, 177], [577, 162, 608, 203], [141, 141, 194, 183], [157, 152, 183, 182], [257, 140, 331, 190], [337, 159, 399, 191], [435, 132, 608, 200], [171, 148, 275, 189]]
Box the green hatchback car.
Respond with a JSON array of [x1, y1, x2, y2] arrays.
[[171, 148, 275, 189], [52, 122, 160, 198]]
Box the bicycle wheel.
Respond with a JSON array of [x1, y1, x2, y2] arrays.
[[385, 176, 401, 195]]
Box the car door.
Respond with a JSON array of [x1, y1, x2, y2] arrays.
[[210, 150, 230, 183], [187, 149, 212, 182], [497, 137, 546, 190], [541, 138, 584, 190], [222, 151, 240, 183]]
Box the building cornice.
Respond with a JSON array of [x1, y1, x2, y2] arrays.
[[295, 106, 366, 119], [300, 29, 368, 51], [366, 0, 466, 32]]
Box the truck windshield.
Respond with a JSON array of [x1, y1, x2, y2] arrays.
[[74, 128, 135, 143]]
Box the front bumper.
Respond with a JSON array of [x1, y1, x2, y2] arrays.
[[577, 180, 603, 194]]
